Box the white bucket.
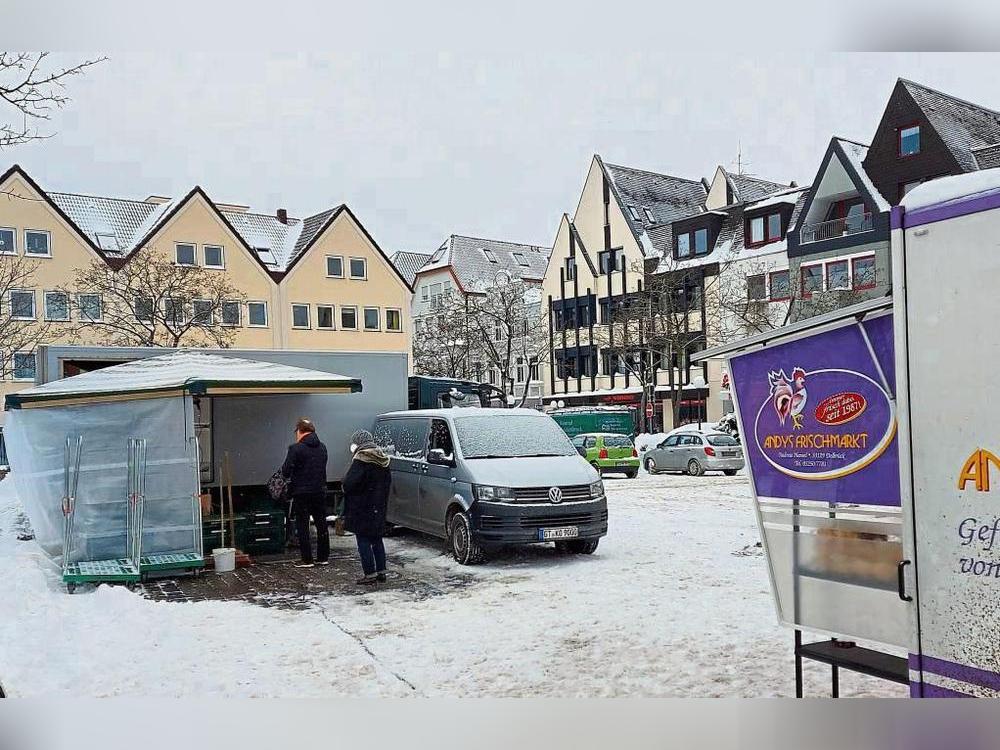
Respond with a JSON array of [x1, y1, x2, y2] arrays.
[[212, 547, 236, 573]]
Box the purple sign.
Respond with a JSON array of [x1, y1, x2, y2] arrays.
[[729, 313, 900, 506]]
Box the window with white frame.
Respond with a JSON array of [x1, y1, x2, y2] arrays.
[[44, 291, 69, 321], [175, 243, 196, 266], [12, 352, 36, 381], [529, 359, 539, 381], [363, 307, 380, 331], [513, 252, 529, 267], [317, 305, 334, 329], [203, 245, 225, 269], [78, 293, 102, 322], [421, 285, 429, 301], [627, 206, 640, 220], [291, 304, 310, 328], [386, 308, 402, 331], [0, 227, 15, 254], [482, 248, 498, 263], [24, 230, 50, 256], [220, 300, 241, 326], [95, 233, 118, 252], [135, 296, 154, 322], [326, 256, 344, 278], [248, 301, 268, 327], [349, 257, 366, 279], [192, 300, 214, 325], [340, 305, 358, 330], [643, 207, 655, 223], [9, 290, 35, 320]]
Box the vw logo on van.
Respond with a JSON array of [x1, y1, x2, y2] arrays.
[[548, 486, 563, 504]]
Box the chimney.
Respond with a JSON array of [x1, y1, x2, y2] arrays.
[[276, 208, 288, 224], [790, 180, 798, 188]]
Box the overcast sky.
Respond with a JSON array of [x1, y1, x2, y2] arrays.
[[4, 52, 998, 253]]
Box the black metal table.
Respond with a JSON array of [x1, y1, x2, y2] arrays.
[[794, 630, 908, 697]]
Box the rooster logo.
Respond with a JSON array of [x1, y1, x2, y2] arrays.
[[768, 367, 808, 429]]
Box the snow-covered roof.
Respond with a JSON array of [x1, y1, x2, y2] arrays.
[[417, 234, 550, 294], [833, 138, 891, 212], [600, 158, 708, 259], [389, 250, 432, 286], [900, 166, 1000, 211], [33, 175, 344, 273], [5, 351, 362, 408], [901, 78, 1000, 173]]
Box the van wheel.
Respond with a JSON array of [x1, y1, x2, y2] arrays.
[[449, 511, 486, 565], [557, 538, 599, 555], [723, 469, 738, 476], [644, 457, 658, 475], [687, 459, 703, 477]]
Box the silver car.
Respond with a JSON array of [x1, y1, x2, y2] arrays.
[[643, 431, 744, 476]]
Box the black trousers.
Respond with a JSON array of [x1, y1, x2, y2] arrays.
[[355, 534, 386, 575], [293, 493, 329, 563]]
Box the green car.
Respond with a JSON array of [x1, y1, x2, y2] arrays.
[[572, 433, 639, 478]]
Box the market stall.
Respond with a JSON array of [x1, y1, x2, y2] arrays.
[[3, 351, 361, 585]]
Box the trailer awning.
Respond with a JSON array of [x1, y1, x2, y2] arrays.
[[691, 296, 893, 363], [5, 350, 363, 409]]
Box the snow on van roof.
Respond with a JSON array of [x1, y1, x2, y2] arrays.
[[900, 167, 1000, 211]]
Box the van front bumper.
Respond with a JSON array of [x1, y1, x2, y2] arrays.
[[472, 498, 609, 544]]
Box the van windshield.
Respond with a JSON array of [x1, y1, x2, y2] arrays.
[[455, 415, 576, 459]]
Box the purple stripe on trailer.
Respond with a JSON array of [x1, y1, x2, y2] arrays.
[[920, 683, 973, 698], [919, 655, 1000, 691], [895, 187, 1000, 230]]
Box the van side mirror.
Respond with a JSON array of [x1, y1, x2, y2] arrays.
[[576, 446, 587, 458], [427, 448, 455, 467]]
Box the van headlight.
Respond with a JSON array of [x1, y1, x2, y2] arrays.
[[474, 485, 515, 502], [589, 480, 605, 499]]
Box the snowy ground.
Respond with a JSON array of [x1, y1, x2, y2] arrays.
[[0, 471, 907, 697]]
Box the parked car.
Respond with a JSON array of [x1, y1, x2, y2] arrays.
[[373, 408, 608, 564], [571, 433, 639, 478], [642, 431, 744, 476]]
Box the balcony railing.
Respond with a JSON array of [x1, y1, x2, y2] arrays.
[[800, 213, 873, 244]]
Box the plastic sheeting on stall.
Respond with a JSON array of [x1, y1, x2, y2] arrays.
[[5, 395, 199, 562]]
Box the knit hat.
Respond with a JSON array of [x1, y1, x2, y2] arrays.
[[350, 429, 377, 452]]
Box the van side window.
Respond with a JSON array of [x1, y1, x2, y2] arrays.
[[428, 419, 454, 457], [374, 418, 430, 460]]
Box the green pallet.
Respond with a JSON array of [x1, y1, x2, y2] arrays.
[[64, 559, 141, 584], [140, 552, 205, 572]]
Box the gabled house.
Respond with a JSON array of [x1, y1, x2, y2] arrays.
[[786, 137, 891, 320], [787, 78, 1000, 322], [0, 164, 412, 412], [410, 234, 550, 405], [389, 250, 432, 288]]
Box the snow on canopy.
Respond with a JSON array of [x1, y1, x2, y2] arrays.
[[5, 351, 362, 408]]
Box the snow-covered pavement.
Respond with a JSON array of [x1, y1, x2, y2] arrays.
[[0, 471, 906, 697]]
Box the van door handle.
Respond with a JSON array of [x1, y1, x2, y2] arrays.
[[897, 560, 913, 602]]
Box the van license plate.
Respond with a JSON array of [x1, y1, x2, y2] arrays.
[[540, 526, 579, 541]]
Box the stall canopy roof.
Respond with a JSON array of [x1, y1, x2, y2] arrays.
[[692, 296, 893, 363], [5, 350, 363, 408]]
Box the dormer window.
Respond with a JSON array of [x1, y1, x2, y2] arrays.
[[483, 248, 498, 263], [642, 207, 655, 223], [898, 124, 920, 157], [746, 212, 783, 247], [627, 206, 640, 221], [676, 227, 710, 258]]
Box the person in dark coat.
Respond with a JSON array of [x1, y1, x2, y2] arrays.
[[281, 418, 329, 567], [342, 429, 392, 585]]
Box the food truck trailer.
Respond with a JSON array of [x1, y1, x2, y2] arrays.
[[695, 170, 1000, 698]]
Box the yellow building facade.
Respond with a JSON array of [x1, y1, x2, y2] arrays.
[[0, 164, 412, 414]]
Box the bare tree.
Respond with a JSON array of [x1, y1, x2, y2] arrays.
[[592, 258, 709, 431], [0, 52, 106, 150], [465, 272, 549, 408], [62, 252, 247, 347], [413, 295, 472, 379], [709, 257, 792, 342], [0, 253, 50, 378]]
